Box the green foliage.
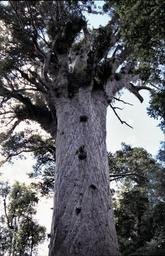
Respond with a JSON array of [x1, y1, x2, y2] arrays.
[[106, 0, 164, 66], [15, 219, 46, 256], [109, 144, 165, 256], [109, 144, 159, 191], [115, 190, 152, 255], [157, 142, 165, 164], [0, 223, 11, 254], [148, 90, 165, 131], [0, 182, 46, 256], [104, 0, 165, 128], [8, 182, 38, 217], [1, 131, 55, 195]]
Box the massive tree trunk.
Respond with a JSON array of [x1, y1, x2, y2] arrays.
[[49, 88, 119, 256]]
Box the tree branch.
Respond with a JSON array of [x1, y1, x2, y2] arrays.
[[25, 0, 49, 50], [3, 148, 43, 163], [3, 197, 13, 229], [0, 79, 56, 135], [5, 120, 21, 139], [110, 172, 145, 182], [16, 68, 47, 93], [127, 82, 153, 103], [110, 103, 133, 128], [0, 79, 34, 106], [113, 97, 133, 106]]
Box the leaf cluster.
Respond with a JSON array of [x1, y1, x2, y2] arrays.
[[110, 144, 165, 255], [0, 181, 46, 256]]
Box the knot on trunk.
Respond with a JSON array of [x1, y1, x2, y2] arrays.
[[47, 233, 51, 239], [75, 207, 81, 215], [76, 145, 87, 160], [80, 115, 88, 122], [89, 184, 97, 190]]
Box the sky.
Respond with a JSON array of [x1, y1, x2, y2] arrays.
[[0, 4, 164, 256], [107, 90, 164, 155]]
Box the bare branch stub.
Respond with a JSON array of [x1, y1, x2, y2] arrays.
[[113, 97, 133, 106], [110, 103, 133, 129]]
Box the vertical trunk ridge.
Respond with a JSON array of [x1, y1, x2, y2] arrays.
[[49, 89, 119, 256]]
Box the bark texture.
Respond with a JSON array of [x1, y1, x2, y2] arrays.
[[49, 88, 119, 256]]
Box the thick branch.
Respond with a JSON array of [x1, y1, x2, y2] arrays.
[[127, 82, 153, 103], [54, 15, 87, 55], [0, 79, 56, 135], [0, 80, 34, 105], [16, 68, 47, 93], [3, 148, 49, 163], [42, 35, 58, 83], [103, 60, 153, 105], [15, 104, 56, 136], [93, 12, 120, 63]]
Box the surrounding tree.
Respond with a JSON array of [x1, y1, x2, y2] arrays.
[[109, 145, 165, 256], [0, 181, 46, 256], [157, 142, 165, 164], [0, 1, 164, 255]]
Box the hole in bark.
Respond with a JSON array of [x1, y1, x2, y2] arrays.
[[78, 152, 87, 160], [80, 115, 88, 122], [89, 184, 97, 190], [47, 234, 51, 239], [75, 207, 81, 215], [61, 131, 64, 135], [77, 145, 87, 160]]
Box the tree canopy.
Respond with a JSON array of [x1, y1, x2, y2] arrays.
[[110, 144, 165, 256], [0, 0, 164, 164]]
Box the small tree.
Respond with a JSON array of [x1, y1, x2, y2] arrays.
[[0, 182, 46, 256]]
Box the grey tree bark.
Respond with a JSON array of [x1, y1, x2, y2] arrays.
[[48, 88, 119, 256]]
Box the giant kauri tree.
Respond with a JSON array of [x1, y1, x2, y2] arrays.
[[0, 1, 164, 256]]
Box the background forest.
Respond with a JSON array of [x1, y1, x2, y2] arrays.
[[1, 143, 165, 256]]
